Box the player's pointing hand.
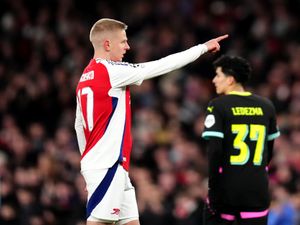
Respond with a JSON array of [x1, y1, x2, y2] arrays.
[[204, 34, 229, 53]]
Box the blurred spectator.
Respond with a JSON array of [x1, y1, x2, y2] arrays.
[[268, 185, 297, 225]]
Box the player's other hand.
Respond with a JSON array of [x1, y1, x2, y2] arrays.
[[204, 34, 229, 53]]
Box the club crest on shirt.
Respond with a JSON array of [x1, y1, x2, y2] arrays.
[[204, 114, 215, 128], [207, 106, 214, 113]]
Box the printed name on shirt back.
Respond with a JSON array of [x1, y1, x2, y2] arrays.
[[80, 71, 94, 82]]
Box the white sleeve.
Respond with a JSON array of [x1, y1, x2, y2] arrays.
[[74, 102, 86, 154], [141, 44, 208, 80], [105, 44, 208, 88]]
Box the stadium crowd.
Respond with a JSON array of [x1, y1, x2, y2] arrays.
[[0, 0, 300, 224]]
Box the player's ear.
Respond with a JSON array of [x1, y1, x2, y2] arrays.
[[103, 39, 110, 51], [228, 75, 235, 85]]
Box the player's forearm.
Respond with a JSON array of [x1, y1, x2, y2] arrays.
[[75, 106, 86, 153], [207, 139, 223, 189], [141, 44, 208, 80], [75, 124, 86, 154], [267, 140, 274, 164]]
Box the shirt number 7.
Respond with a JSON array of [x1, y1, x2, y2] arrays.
[[77, 87, 94, 131]]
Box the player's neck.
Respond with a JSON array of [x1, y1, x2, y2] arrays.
[[93, 50, 110, 60], [225, 84, 245, 94]]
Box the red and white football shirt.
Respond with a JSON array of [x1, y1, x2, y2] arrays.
[[75, 44, 208, 171]]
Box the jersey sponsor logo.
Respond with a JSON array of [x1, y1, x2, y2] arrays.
[[231, 107, 263, 116], [80, 71, 94, 82], [111, 208, 120, 215], [204, 114, 215, 128]]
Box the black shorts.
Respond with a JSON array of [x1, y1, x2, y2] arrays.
[[203, 203, 268, 225]]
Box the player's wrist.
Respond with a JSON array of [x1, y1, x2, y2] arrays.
[[199, 44, 208, 53]]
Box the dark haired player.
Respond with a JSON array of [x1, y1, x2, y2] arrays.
[[202, 55, 280, 225]]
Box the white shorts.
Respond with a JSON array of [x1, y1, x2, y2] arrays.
[[81, 162, 139, 223]]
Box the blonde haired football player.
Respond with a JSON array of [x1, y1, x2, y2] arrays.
[[75, 18, 228, 225]]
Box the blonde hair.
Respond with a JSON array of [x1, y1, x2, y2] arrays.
[[89, 18, 127, 46]]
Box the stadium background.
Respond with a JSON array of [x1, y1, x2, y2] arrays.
[[0, 0, 299, 224]]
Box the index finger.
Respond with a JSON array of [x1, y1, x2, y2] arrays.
[[215, 34, 229, 42]]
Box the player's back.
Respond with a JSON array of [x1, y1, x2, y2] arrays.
[[210, 93, 277, 211], [76, 59, 130, 170]]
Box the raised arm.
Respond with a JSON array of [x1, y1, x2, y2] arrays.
[[107, 34, 229, 87]]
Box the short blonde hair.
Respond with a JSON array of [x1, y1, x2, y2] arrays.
[[89, 18, 127, 44]]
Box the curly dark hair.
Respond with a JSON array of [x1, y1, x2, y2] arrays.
[[213, 55, 252, 85]]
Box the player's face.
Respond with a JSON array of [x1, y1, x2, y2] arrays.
[[109, 29, 130, 61], [213, 67, 231, 94]]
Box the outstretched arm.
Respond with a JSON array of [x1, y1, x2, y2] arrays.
[[139, 34, 229, 80], [108, 34, 229, 87]]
